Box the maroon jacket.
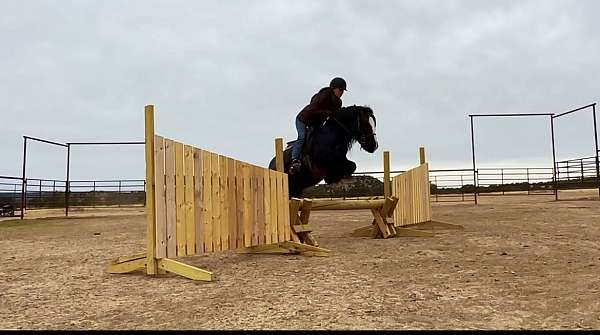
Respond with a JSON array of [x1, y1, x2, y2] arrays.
[[297, 87, 342, 126]]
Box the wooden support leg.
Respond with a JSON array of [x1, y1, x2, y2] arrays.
[[289, 199, 302, 243], [371, 208, 392, 238], [158, 258, 212, 281], [297, 199, 318, 246], [107, 254, 213, 281], [106, 254, 146, 274]]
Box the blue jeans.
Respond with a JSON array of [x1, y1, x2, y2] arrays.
[[292, 117, 307, 161]]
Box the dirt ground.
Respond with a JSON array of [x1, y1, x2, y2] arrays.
[[1, 189, 599, 330]]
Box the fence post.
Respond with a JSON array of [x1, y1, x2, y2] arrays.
[[93, 181, 96, 208], [459, 175, 464, 201], [118, 180, 122, 208], [434, 175, 438, 202], [501, 168, 504, 195], [526, 168, 530, 195], [39, 179, 42, 207], [581, 159, 585, 181], [474, 170, 478, 204]]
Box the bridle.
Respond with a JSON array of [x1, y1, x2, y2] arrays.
[[329, 114, 376, 147]]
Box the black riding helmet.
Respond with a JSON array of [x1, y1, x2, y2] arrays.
[[330, 77, 347, 91]]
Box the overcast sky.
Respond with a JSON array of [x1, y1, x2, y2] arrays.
[[1, 0, 598, 181]]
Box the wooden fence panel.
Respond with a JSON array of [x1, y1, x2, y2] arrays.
[[392, 163, 432, 227], [153, 136, 291, 257]]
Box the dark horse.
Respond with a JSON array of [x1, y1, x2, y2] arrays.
[[269, 105, 378, 198]]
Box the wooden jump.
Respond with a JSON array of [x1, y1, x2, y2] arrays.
[[107, 105, 329, 282], [280, 145, 462, 240]]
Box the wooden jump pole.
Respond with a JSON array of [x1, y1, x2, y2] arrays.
[[419, 147, 426, 164], [309, 199, 387, 210], [383, 151, 391, 198], [275, 138, 284, 173], [144, 105, 158, 275]]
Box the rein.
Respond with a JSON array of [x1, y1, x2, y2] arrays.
[[329, 115, 376, 146]]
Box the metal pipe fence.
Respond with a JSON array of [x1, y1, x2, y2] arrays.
[[0, 177, 146, 214], [2, 158, 597, 217]]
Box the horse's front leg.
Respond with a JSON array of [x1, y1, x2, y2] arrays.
[[342, 159, 356, 178], [324, 158, 356, 184]]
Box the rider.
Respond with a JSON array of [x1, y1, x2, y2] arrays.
[[289, 77, 347, 175]]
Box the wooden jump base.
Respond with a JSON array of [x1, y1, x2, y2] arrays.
[[295, 197, 441, 238], [107, 105, 329, 282], [296, 197, 402, 238]]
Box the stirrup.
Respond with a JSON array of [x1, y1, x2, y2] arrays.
[[289, 160, 302, 174]]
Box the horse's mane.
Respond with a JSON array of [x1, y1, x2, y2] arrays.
[[331, 105, 375, 153]]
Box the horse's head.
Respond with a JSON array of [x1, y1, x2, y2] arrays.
[[338, 105, 378, 153]]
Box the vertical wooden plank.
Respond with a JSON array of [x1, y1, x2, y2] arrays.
[[399, 174, 404, 226], [426, 163, 432, 221], [391, 174, 398, 227], [404, 172, 409, 225], [220, 155, 230, 251], [256, 166, 265, 246], [193, 148, 204, 254], [408, 171, 413, 224], [404, 171, 412, 224], [154, 135, 167, 258], [422, 165, 426, 221], [211, 153, 222, 251], [269, 170, 279, 243], [276, 171, 285, 242], [164, 139, 177, 258], [281, 172, 291, 241], [202, 150, 213, 252], [145, 106, 157, 274], [236, 161, 245, 248], [417, 166, 422, 223], [263, 168, 272, 245], [184, 145, 195, 255], [228, 158, 238, 250], [249, 165, 258, 246], [412, 169, 418, 224], [419, 167, 427, 222], [396, 174, 402, 226], [175, 142, 186, 256], [414, 167, 419, 224], [242, 163, 252, 247], [397, 174, 403, 226]]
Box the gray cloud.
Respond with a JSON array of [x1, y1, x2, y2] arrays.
[[1, 0, 598, 180]]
